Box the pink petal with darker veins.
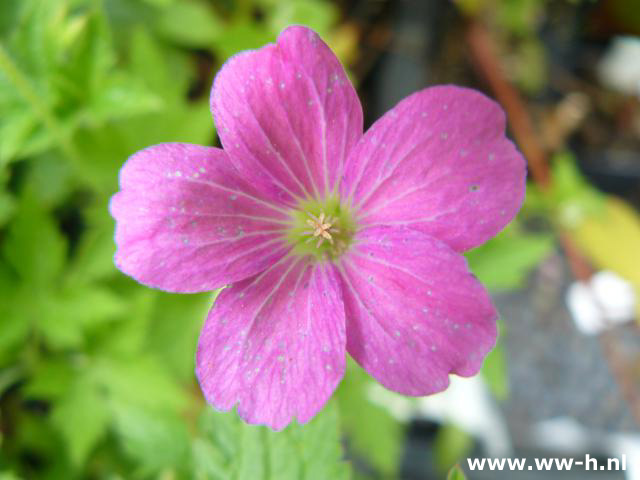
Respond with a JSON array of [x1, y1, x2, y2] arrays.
[[337, 226, 497, 396], [211, 25, 363, 204], [341, 86, 526, 252], [196, 256, 346, 430], [110, 143, 291, 293]]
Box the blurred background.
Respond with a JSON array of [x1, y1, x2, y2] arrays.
[[1, 0, 640, 478]]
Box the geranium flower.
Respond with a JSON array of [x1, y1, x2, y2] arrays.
[[110, 26, 525, 429]]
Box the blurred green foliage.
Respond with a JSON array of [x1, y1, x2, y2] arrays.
[[434, 425, 473, 474], [447, 464, 468, 480], [0, 0, 553, 478], [0, 0, 352, 478], [336, 359, 404, 478]]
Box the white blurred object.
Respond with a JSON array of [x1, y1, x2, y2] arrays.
[[612, 435, 640, 480], [367, 375, 512, 457], [598, 36, 640, 97], [532, 418, 640, 480], [566, 270, 636, 335], [531, 417, 592, 453]]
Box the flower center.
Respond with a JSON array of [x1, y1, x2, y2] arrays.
[[287, 196, 356, 260], [305, 212, 339, 248]]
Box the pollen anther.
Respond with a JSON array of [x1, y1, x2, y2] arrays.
[[304, 212, 339, 248]]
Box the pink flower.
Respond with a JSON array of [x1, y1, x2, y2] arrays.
[[110, 26, 526, 429]]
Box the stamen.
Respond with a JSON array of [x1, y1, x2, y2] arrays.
[[303, 210, 339, 248]]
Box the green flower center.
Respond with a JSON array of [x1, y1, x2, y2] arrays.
[[286, 196, 356, 261]]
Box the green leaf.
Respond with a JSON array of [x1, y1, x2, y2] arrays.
[[147, 291, 215, 380], [0, 365, 23, 398], [140, 0, 176, 6], [23, 358, 74, 400], [0, 472, 24, 480], [129, 27, 180, 99], [447, 464, 468, 480], [571, 196, 640, 300], [65, 199, 117, 283], [268, 0, 338, 37], [9, 404, 72, 477], [0, 3, 84, 164], [155, 0, 222, 48], [0, 109, 40, 163], [434, 424, 473, 473], [24, 152, 74, 206], [75, 98, 214, 191], [3, 196, 66, 285], [48, 285, 127, 329], [465, 223, 552, 290], [194, 402, 351, 480], [111, 402, 192, 476], [96, 289, 155, 356], [0, 191, 16, 226], [94, 355, 187, 411], [0, 264, 31, 365], [88, 73, 162, 123], [213, 21, 274, 61], [481, 324, 509, 400], [336, 359, 403, 476], [551, 151, 604, 227], [51, 376, 110, 467], [0, 0, 22, 38]]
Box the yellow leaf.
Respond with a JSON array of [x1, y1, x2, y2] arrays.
[[570, 197, 640, 313]]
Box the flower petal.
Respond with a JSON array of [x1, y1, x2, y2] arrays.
[[110, 143, 291, 293], [211, 25, 363, 203], [337, 226, 497, 395], [341, 86, 526, 252], [196, 256, 346, 429]]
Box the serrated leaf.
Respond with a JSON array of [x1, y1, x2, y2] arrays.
[[55, 8, 115, 102], [0, 2, 85, 163], [51, 376, 110, 466], [194, 402, 350, 480]]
